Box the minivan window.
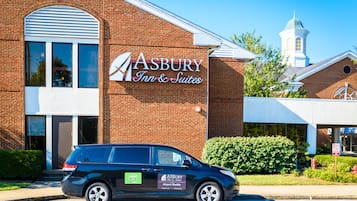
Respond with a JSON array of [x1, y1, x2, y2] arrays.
[[77, 147, 111, 163], [112, 147, 150, 164], [155, 147, 188, 166]]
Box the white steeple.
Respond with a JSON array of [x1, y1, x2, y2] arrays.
[[279, 13, 310, 67]]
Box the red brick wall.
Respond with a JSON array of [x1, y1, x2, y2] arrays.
[[0, 29, 25, 149], [0, 0, 246, 159], [208, 57, 245, 138], [302, 58, 357, 98]]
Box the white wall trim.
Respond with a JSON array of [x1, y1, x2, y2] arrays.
[[45, 115, 52, 170]]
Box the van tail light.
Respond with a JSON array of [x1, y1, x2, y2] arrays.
[[63, 162, 77, 171]]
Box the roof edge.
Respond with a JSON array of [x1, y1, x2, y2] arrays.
[[295, 50, 357, 81], [125, 0, 255, 60]]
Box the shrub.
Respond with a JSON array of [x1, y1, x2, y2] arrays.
[[304, 167, 357, 183], [304, 155, 357, 183], [202, 136, 296, 174], [314, 155, 357, 169], [0, 150, 44, 179]]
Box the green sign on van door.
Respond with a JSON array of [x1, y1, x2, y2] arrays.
[[124, 172, 142, 184]]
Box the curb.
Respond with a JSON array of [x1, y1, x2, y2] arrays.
[[265, 195, 357, 200], [7, 194, 357, 201], [239, 194, 357, 200], [9, 195, 67, 201]]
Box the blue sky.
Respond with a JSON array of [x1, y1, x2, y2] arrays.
[[148, 0, 357, 63]]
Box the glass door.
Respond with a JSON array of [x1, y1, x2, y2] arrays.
[[52, 116, 72, 169]]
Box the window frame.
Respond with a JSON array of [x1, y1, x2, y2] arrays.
[[110, 146, 151, 165], [25, 115, 46, 150], [78, 116, 98, 144], [295, 37, 302, 51], [78, 44, 99, 88], [24, 37, 99, 89], [154, 147, 194, 167], [25, 41, 46, 86]]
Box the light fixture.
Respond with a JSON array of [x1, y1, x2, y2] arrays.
[[194, 106, 201, 113]]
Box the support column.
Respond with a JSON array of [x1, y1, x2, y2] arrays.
[[73, 116, 78, 148], [307, 124, 317, 154], [46, 115, 52, 170], [332, 127, 341, 143]]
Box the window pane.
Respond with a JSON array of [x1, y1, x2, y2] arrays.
[[78, 116, 98, 144], [155, 148, 186, 166], [26, 116, 45, 136], [295, 38, 302, 51], [77, 147, 111, 163], [52, 43, 72, 87], [112, 147, 150, 164], [78, 44, 98, 88], [25, 42, 46, 86]]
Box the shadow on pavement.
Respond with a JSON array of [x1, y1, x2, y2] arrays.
[[236, 194, 274, 201], [109, 195, 274, 201]]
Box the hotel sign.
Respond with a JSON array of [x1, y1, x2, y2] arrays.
[[109, 52, 203, 84]]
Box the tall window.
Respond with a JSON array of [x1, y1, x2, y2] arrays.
[[295, 38, 302, 51], [25, 116, 46, 150], [78, 116, 98, 144], [25, 42, 46, 86], [52, 43, 72, 87], [78, 44, 98, 88]]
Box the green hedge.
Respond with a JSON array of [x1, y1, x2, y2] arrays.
[[304, 155, 357, 183], [0, 150, 44, 179], [202, 136, 296, 174], [314, 155, 357, 169]]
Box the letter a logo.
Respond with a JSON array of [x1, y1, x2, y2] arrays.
[[109, 52, 132, 81]]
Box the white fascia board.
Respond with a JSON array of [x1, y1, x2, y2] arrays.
[[296, 51, 357, 81], [287, 81, 304, 92], [125, 0, 255, 60], [125, 0, 220, 45]]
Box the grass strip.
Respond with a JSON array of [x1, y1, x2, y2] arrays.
[[0, 181, 31, 191], [238, 174, 340, 185]]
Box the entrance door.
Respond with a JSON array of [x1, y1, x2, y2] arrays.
[[52, 116, 72, 169], [342, 134, 357, 153]]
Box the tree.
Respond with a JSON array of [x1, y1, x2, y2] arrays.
[[232, 32, 306, 97]]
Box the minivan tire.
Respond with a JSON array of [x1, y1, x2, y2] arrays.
[[85, 182, 111, 201], [195, 181, 222, 201]]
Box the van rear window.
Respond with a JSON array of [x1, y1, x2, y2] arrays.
[[76, 147, 111, 163]]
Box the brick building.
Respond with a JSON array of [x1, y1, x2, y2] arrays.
[[278, 16, 357, 154], [0, 0, 254, 169]]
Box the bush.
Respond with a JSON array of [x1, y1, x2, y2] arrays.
[[202, 136, 296, 174], [314, 155, 357, 169], [0, 150, 44, 179], [304, 167, 357, 183], [304, 155, 357, 183]]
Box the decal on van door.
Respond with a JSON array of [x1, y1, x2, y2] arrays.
[[158, 174, 186, 190], [124, 172, 142, 185]]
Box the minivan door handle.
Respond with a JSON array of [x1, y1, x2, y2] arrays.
[[153, 168, 162, 172], [141, 168, 151, 172]]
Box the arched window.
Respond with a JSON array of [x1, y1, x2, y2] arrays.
[[295, 38, 302, 51], [24, 5, 99, 88], [333, 84, 357, 100], [286, 38, 293, 51]]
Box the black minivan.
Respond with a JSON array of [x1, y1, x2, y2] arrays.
[[62, 144, 239, 201]]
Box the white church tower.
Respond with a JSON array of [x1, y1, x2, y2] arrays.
[[279, 14, 310, 67]]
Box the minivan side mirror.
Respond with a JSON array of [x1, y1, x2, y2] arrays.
[[183, 159, 192, 167]]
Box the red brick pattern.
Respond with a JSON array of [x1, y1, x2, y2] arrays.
[[302, 58, 357, 99], [208, 58, 245, 138], [0, 0, 245, 159]]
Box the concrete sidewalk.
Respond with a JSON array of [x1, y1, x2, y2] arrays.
[[240, 185, 357, 199], [1, 181, 357, 201]]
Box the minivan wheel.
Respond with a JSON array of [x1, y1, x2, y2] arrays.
[[195, 181, 222, 201], [85, 182, 111, 201]]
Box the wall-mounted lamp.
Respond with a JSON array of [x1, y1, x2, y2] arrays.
[[194, 106, 201, 113]]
